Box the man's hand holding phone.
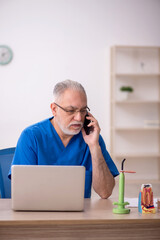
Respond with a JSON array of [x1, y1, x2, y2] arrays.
[[82, 113, 101, 147]]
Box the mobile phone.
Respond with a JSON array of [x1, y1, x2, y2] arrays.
[[83, 114, 93, 135]]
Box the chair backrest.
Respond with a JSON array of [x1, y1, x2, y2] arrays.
[[0, 147, 15, 198]]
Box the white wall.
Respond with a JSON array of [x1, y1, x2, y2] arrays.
[[0, 0, 160, 150]]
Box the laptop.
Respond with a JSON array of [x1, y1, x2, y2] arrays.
[[11, 165, 85, 211]]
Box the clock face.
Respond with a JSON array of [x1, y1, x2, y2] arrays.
[[0, 45, 13, 65]]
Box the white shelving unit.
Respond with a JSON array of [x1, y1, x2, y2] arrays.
[[110, 46, 160, 182]]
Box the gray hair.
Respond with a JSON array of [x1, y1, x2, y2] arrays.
[[53, 79, 87, 102]]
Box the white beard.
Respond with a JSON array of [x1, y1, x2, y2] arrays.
[[55, 119, 83, 136]]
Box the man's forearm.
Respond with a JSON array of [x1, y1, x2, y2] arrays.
[[90, 144, 115, 199]]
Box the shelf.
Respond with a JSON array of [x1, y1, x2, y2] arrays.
[[113, 100, 160, 104], [116, 178, 160, 184], [114, 153, 160, 158], [114, 45, 160, 49], [113, 127, 160, 131], [112, 73, 160, 78], [110, 45, 160, 181]]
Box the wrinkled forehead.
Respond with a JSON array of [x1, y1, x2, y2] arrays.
[[57, 89, 87, 106]]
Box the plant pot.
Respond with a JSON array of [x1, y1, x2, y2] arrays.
[[120, 91, 129, 101]]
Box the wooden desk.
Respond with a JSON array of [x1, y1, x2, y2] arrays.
[[0, 198, 160, 239]]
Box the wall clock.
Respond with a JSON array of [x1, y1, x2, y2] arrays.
[[0, 45, 13, 65]]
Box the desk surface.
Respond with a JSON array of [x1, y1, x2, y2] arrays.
[[0, 198, 160, 240], [0, 197, 160, 224]]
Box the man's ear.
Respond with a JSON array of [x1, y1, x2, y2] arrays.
[[50, 103, 57, 116]]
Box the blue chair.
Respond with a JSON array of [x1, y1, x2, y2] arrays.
[[0, 147, 15, 198]]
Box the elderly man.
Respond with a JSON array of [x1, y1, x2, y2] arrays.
[[8, 80, 119, 198]]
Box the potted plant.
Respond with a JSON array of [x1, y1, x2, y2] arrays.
[[120, 86, 134, 100]]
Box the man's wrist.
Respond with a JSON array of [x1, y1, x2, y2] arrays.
[[89, 143, 101, 155]]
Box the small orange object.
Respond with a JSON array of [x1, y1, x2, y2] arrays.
[[138, 184, 156, 214]]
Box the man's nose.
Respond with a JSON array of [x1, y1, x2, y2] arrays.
[[73, 111, 82, 121]]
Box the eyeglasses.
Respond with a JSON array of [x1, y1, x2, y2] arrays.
[[54, 103, 90, 115]]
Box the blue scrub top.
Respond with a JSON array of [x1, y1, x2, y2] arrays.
[[8, 117, 119, 198]]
